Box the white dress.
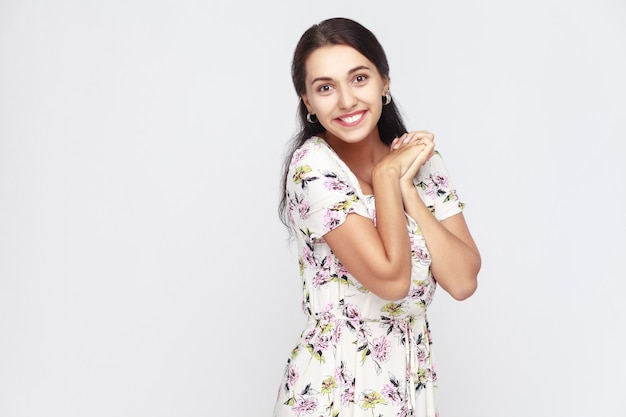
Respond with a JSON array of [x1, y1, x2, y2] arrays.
[[273, 137, 464, 417]]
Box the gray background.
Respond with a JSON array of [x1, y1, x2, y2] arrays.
[[1, 0, 625, 416]]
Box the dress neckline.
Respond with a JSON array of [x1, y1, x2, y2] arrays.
[[312, 136, 375, 199]]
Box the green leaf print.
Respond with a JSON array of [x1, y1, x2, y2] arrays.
[[359, 390, 386, 410], [360, 346, 371, 364], [306, 343, 325, 363], [319, 321, 334, 334], [381, 302, 405, 317], [330, 274, 354, 286], [293, 165, 317, 186], [321, 375, 337, 394]]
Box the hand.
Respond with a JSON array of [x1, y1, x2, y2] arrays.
[[390, 131, 435, 184]]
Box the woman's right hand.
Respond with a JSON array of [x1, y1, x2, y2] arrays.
[[385, 131, 435, 184]]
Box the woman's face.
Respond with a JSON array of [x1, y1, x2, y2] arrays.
[[301, 44, 388, 145]]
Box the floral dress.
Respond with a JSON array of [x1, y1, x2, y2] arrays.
[[273, 137, 464, 417]]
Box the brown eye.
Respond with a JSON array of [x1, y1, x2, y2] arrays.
[[317, 84, 333, 93], [354, 74, 368, 84]]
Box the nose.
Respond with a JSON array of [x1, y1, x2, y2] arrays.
[[337, 87, 357, 110]]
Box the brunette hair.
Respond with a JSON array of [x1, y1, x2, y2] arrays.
[[279, 17, 407, 227]]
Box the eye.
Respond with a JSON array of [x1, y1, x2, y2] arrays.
[[353, 74, 368, 84], [317, 84, 334, 94]]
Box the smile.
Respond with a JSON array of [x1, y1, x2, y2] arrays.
[[337, 111, 366, 126]]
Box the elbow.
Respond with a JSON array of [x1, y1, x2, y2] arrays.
[[450, 254, 481, 301], [382, 279, 412, 301], [448, 278, 478, 301], [372, 267, 412, 301], [434, 255, 481, 301]]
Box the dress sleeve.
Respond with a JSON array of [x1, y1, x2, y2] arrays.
[[286, 142, 370, 241], [413, 150, 465, 222]]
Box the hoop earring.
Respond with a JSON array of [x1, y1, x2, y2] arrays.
[[306, 113, 318, 123], [383, 90, 392, 105]]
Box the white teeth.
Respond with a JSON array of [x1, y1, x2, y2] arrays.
[[341, 113, 362, 124]]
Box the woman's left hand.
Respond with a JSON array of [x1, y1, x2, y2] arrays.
[[390, 130, 435, 185]]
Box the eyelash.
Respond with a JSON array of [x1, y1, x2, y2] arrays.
[[316, 74, 368, 93]]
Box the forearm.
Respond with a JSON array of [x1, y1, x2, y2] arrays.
[[401, 182, 480, 300], [371, 166, 412, 279]]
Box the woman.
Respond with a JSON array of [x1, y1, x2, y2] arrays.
[[274, 17, 481, 417]]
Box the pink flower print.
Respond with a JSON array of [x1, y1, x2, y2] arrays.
[[336, 261, 349, 279], [292, 396, 319, 416], [398, 404, 411, 417], [355, 326, 372, 346], [286, 366, 299, 389], [312, 267, 331, 288], [298, 199, 312, 219], [381, 381, 402, 404], [417, 347, 427, 367], [432, 173, 449, 190], [323, 209, 343, 232], [324, 175, 349, 192], [288, 198, 297, 216], [291, 148, 309, 168], [408, 281, 426, 299], [312, 335, 330, 353], [335, 362, 352, 386], [413, 246, 431, 266], [343, 304, 361, 320], [319, 303, 336, 322], [303, 328, 317, 343], [340, 384, 355, 406], [343, 304, 363, 331], [372, 336, 391, 362], [332, 319, 343, 343], [301, 245, 316, 268], [427, 366, 438, 382], [423, 180, 437, 198]]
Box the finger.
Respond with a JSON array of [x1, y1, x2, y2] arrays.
[[403, 131, 435, 147], [392, 134, 408, 149], [402, 131, 421, 144]]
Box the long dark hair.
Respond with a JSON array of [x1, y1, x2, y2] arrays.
[[279, 17, 408, 227]]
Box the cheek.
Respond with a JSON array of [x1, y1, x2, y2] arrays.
[[309, 97, 334, 115]]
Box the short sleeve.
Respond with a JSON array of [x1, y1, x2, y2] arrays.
[[413, 150, 465, 221], [286, 139, 370, 241]]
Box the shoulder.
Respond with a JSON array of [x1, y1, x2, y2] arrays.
[[288, 136, 352, 180], [289, 136, 337, 169]]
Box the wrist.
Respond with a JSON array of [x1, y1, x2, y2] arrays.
[[372, 161, 401, 180], [399, 180, 416, 197]]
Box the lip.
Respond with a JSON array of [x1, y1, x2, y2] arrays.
[[335, 110, 367, 127]]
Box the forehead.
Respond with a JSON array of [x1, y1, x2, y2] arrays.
[[305, 44, 376, 80]]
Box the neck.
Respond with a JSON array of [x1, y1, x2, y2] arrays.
[[324, 132, 388, 167], [323, 132, 390, 193]]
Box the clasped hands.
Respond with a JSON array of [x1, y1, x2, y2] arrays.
[[387, 130, 435, 186]]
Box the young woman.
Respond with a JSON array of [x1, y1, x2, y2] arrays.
[[274, 17, 481, 417]]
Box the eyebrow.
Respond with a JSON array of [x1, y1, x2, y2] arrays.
[[310, 65, 372, 86]]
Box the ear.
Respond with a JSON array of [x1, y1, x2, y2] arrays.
[[382, 80, 390, 96], [301, 95, 313, 113]]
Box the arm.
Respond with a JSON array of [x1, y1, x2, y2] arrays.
[[400, 189, 481, 300], [396, 134, 481, 300], [322, 144, 428, 301]]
